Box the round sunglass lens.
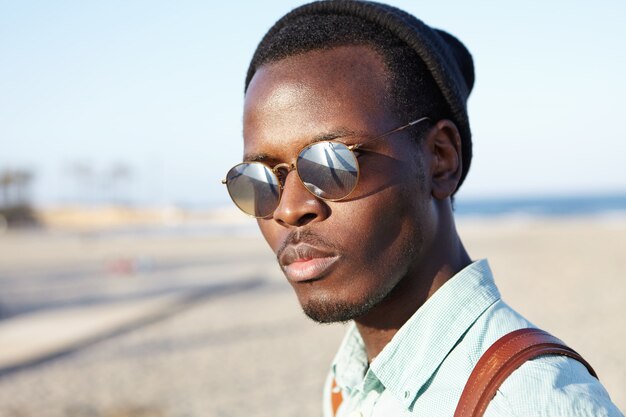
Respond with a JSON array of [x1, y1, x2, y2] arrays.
[[226, 163, 280, 217], [297, 142, 359, 200]]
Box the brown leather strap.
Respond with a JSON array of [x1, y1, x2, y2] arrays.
[[330, 378, 343, 416], [454, 328, 598, 417]]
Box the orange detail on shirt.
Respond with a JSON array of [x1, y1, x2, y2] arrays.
[[331, 378, 343, 416]]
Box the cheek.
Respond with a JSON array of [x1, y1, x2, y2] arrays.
[[347, 189, 422, 267], [340, 154, 434, 274], [358, 198, 408, 250], [350, 158, 426, 248]]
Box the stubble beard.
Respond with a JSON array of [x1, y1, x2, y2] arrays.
[[300, 283, 396, 323]]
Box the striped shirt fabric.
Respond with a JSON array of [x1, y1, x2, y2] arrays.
[[323, 259, 623, 417]]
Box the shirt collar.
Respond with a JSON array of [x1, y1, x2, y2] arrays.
[[331, 259, 501, 409], [331, 321, 368, 394]]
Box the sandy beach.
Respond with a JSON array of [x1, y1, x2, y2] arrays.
[[0, 212, 624, 416]]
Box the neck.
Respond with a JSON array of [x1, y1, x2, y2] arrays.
[[354, 220, 471, 363]]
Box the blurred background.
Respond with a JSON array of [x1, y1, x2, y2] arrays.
[[1, 1, 625, 416]]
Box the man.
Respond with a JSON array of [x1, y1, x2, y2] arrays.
[[222, 1, 623, 416]]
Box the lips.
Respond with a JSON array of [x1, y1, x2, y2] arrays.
[[279, 243, 340, 282]]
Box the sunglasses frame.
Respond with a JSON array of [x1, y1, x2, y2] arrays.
[[222, 116, 431, 218]]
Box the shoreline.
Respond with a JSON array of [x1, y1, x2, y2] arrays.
[[2, 204, 624, 235]]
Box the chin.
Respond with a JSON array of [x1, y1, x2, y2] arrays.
[[297, 286, 391, 324]]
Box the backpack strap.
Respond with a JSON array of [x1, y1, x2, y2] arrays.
[[453, 328, 598, 417]]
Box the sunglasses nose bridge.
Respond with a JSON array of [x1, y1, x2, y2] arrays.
[[272, 163, 295, 188]]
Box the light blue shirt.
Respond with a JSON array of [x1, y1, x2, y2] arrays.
[[323, 260, 623, 417]]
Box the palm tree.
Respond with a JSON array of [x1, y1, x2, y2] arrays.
[[0, 169, 13, 208]]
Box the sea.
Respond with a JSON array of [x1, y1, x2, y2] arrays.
[[453, 193, 626, 219]]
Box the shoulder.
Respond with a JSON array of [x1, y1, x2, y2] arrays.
[[459, 301, 623, 416], [486, 354, 624, 417]]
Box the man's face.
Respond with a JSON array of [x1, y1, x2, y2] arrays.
[[243, 45, 438, 323]]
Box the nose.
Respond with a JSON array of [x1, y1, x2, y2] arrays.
[[273, 171, 328, 227]]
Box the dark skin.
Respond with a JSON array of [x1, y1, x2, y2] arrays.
[[243, 45, 471, 362]]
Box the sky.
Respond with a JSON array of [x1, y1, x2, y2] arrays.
[[1, 0, 625, 207]]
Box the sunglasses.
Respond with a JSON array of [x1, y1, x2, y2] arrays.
[[222, 116, 430, 218]]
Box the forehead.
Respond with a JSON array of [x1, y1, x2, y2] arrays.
[[243, 45, 393, 161]]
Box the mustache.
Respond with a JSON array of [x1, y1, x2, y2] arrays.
[[276, 229, 340, 261]]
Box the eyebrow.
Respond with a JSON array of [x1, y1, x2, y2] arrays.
[[243, 127, 366, 163]]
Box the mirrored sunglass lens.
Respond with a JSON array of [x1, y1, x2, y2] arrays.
[[297, 142, 358, 200], [226, 163, 280, 217]]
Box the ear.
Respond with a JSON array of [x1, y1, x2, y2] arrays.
[[424, 119, 463, 200]]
